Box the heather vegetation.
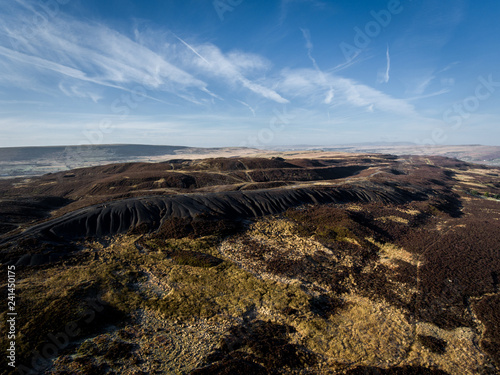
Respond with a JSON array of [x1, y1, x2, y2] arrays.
[[1, 154, 499, 374]]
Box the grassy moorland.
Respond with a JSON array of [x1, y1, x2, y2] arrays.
[[0, 153, 499, 374]]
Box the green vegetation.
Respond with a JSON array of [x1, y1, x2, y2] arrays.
[[2, 154, 500, 374], [3, 233, 312, 370], [469, 189, 500, 199], [111, 235, 309, 320], [286, 206, 359, 243]]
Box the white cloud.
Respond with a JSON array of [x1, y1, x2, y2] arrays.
[[182, 43, 289, 103], [300, 28, 319, 72], [381, 45, 390, 83], [0, 3, 292, 106], [324, 87, 334, 104], [58, 82, 102, 103], [0, 6, 214, 103], [0, 25, 211, 101], [300, 28, 335, 106], [236, 100, 256, 117], [279, 68, 415, 115], [1, 0, 459, 148], [402, 72, 435, 96], [226, 51, 270, 73], [172, 33, 210, 65], [406, 88, 450, 101]]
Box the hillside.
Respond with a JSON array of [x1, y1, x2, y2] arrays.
[[2, 144, 500, 180], [0, 153, 499, 374], [0, 144, 258, 178]]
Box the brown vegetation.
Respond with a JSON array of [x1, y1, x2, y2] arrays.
[[1, 154, 499, 374]]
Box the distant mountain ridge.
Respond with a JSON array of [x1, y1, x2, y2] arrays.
[[266, 143, 500, 166], [1, 143, 499, 179], [0, 144, 189, 161], [0, 144, 256, 178]]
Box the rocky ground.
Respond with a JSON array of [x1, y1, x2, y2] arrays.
[[0, 154, 499, 374]]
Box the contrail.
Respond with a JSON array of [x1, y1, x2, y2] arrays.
[[300, 28, 321, 73], [172, 33, 210, 65], [237, 100, 256, 117], [300, 28, 334, 105]]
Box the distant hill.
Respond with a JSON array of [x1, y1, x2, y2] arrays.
[[2, 143, 499, 179], [0, 144, 189, 162], [266, 143, 500, 166], [0, 144, 256, 178]]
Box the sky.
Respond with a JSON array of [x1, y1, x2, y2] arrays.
[[0, 0, 499, 148]]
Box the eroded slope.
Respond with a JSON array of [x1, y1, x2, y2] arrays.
[[0, 154, 499, 374]]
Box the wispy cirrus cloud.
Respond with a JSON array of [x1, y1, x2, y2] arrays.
[[3, 0, 479, 148], [236, 100, 256, 117], [406, 88, 450, 101], [278, 68, 415, 115], [300, 28, 320, 73], [378, 45, 391, 84], [0, 2, 287, 106], [58, 82, 103, 103], [171, 33, 210, 65], [413, 75, 435, 95], [0, 16, 211, 103], [405, 64, 456, 98], [300, 28, 334, 104], [179, 41, 288, 103]]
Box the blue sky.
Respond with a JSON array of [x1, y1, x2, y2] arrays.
[[0, 0, 499, 148]]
